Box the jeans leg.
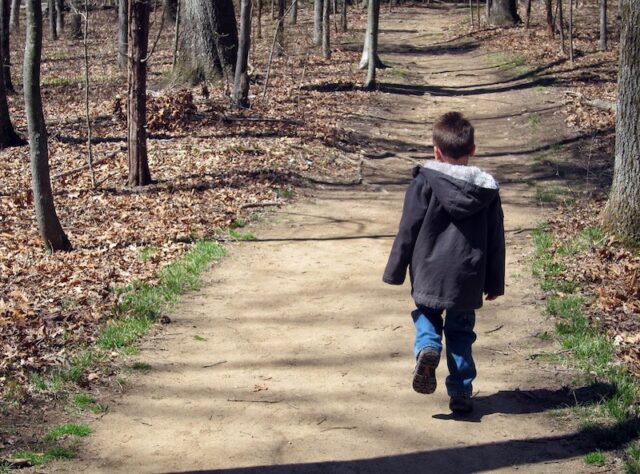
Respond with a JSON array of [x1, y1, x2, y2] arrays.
[[443, 310, 477, 397], [411, 307, 444, 358]]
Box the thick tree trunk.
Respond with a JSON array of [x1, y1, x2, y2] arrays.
[[341, 0, 347, 31], [127, 0, 151, 187], [233, 0, 251, 108], [322, 0, 330, 58], [176, 0, 238, 85], [55, 0, 63, 31], [47, 0, 57, 39], [487, 0, 520, 25], [603, 1, 640, 240], [1, 0, 14, 92], [9, 0, 18, 31], [545, 0, 554, 37], [289, 0, 296, 24], [313, 0, 321, 45], [117, 0, 127, 70], [599, 0, 607, 51], [557, 0, 565, 53], [364, 0, 378, 89], [24, 0, 71, 251]]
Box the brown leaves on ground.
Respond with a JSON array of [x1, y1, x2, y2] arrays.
[[0, 7, 372, 398], [547, 201, 640, 377]]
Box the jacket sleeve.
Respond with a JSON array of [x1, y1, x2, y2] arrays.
[[484, 193, 505, 296], [383, 172, 430, 285]]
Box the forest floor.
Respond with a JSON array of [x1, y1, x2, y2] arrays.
[[27, 5, 635, 473]]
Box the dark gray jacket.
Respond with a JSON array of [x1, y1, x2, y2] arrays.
[[383, 161, 505, 311]]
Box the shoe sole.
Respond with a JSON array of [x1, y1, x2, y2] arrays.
[[412, 349, 440, 394]]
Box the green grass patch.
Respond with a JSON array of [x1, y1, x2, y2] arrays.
[[131, 362, 151, 370], [139, 246, 157, 262], [193, 335, 207, 342], [584, 451, 606, 466], [72, 393, 107, 414], [15, 447, 76, 466], [488, 52, 529, 73], [528, 114, 542, 127], [45, 423, 92, 441], [227, 229, 257, 241], [625, 442, 640, 473]]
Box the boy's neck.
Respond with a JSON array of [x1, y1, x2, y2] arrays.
[[434, 146, 473, 166]]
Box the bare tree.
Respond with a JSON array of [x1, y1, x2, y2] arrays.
[[557, 0, 565, 53], [487, 0, 520, 24], [47, 0, 57, 39], [322, 0, 330, 58], [525, 0, 532, 27], [233, 0, 251, 108], [255, 0, 262, 39], [276, 0, 284, 54], [55, 0, 63, 31], [127, 0, 151, 186], [289, 0, 296, 24], [364, 0, 378, 89], [9, 0, 19, 31], [545, 0, 554, 37], [24, 0, 71, 250], [603, 1, 640, 239], [599, 0, 607, 51], [313, 0, 321, 45], [568, 0, 573, 63], [118, 0, 127, 70], [175, 0, 238, 85], [1, 0, 14, 91], [341, 0, 347, 31], [0, 44, 23, 147]]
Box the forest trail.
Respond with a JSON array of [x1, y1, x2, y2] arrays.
[[56, 7, 599, 473]]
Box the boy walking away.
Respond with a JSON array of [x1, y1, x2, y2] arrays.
[[383, 112, 505, 414]]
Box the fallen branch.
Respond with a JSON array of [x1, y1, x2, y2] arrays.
[[51, 150, 121, 181], [203, 360, 227, 368], [564, 91, 616, 113], [222, 116, 303, 125], [227, 398, 283, 403], [484, 324, 504, 334], [240, 201, 282, 209]]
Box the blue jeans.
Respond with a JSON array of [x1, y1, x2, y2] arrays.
[[412, 306, 477, 397]]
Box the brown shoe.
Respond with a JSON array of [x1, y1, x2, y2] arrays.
[[412, 347, 440, 394], [449, 395, 473, 414]]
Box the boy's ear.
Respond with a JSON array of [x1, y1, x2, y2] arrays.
[[434, 146, 443, 162], [469, 145, 476, 157]]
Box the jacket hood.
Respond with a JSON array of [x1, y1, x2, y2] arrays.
[[417, 161, 499, 219]]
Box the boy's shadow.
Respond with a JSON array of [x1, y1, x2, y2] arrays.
[[432, 382, 615, 423]]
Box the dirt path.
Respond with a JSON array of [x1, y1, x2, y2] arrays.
[[57, 7, 600, 473]]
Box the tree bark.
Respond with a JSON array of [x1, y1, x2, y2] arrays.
[[557, 0, 565, 53], [24, 0, 71, 251], [256, 0, 261, 38], [341, 0, 347, 31], [69, 11, 81, 38], [1, 0, 14, 92], [276, 0, 284, 55], [289, 0, 296, 24], [0, 38, 23, 147], [117, 0, 127, 70], [568, 0, 573, 63], [545, 0, 554, 37], [165, 0, 177, 22], [364, 0, 378, 89], [127, 0, 151, 187], [525, 0, 531, 27], [175, 0, 238, 85], [599, 0, 607, 51], [47, 0, 57, 39], [233, 0, 251, 108], [603, 0, 640, 240], [313, 0, 321, 45], [9, 0, 18, 31], [487, 0, 520, 25], [322, 0, 330, 59], [55, 0, 63, 31]]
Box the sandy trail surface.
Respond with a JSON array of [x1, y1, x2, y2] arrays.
[[55, 7, 601, 473]]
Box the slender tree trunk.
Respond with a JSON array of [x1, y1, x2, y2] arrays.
[[603, 0, 640, 239], [545, 0, 554, 37], [47, 0, 57, 39], [313, 0, 321, 45], [289, 0, 296, 23], [171, 0, 180, 69], [487, 0, 520, 25], [233, 0, 251, 108], [24, 0, 71, 250], [117, 0, 127, 70], [364, 0, 378, 89], [476, 0, 480, 24], [525, 0, 531, 27], [1, 0, 14, 92], [164, 0, 177, 22], [469, 0, 474, 27], [276, 0, 284, 54], [568, 0, 573, 63], [341, 0, 347, 31], [55, 0, 63, 31], [127, 0, 151, 187], [322, 0, 330, 58], [9, 0, 18, 31], [557, 0, 565, 53], [256, 0, 261, 38], [0, 36, 23, 147], [599, 0, 607, 51]]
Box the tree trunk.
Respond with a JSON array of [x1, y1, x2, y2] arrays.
[[9, 0, 18, 31], [341, 0, 347, 31], [127, 0, 151, 187], [568, 0, 573, 63], [175, 0, 238, 85], [525, 0, 531, 27], [603, 1, 640, 240], [47, 0, 57, 39], [359, 6, 384, 70], [0, 35, 23, 147], [487, 0, 520, 25], [322, 0, 330, 58], [289, 0, 296, 24], [55, 0, 63, 31], [1, 0, 14, 92], [313, 0, 321, 45], [599, 0, 607, 51], [24, 0, 71, 251], [117, 0, 127, 70], [364, 0, 378, 89], [276, 0, 284, 55], [557, 0, 565, 53], [545, 0, 554, 37], [256, 0, 261, 38], [165, 0, 177, 22], [233, 0, 251, 108], [69, 11, 81, 38]]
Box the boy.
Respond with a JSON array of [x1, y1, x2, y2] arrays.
[[383, 111, 505, 414]]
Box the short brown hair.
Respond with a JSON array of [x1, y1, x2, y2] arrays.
[[432, 112, 475, 160]]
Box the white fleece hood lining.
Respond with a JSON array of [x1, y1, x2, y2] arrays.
[[424, 161, 498, 190]]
